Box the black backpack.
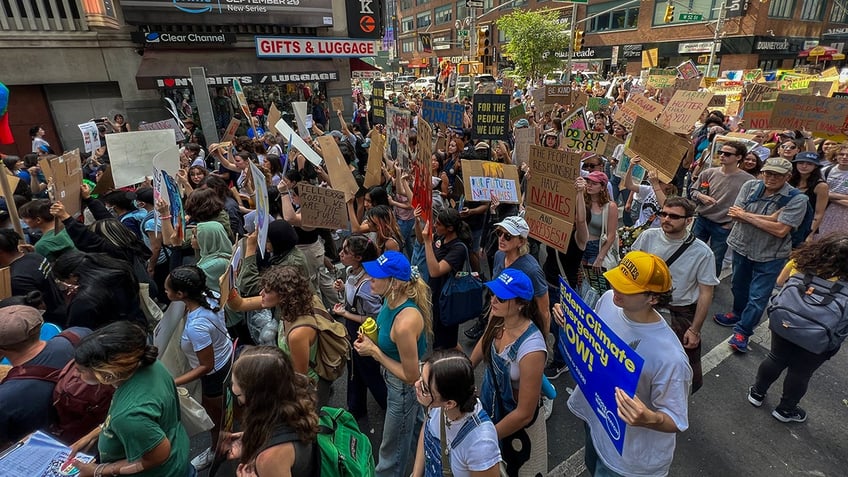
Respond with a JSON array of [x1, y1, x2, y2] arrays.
[[744, 181, 813, 248], [768, 273, 848, 354]]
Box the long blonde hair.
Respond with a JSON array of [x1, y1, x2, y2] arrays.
[[389, 276, 433, 339]]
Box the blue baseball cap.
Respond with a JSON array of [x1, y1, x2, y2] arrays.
[[363, 251, 412, 281], [485, 268, 534, 301], [792, 151, 822, 166]]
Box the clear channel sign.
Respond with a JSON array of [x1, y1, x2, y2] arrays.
[[679, 13, 704, 21]]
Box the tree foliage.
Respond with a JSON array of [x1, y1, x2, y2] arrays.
[[496, 8, 571, 80]]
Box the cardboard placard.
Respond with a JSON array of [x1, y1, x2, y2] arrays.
[[138, 118, 186, 142], [673, 77, 701, 92], [641, 48, 658, 69], [50, 149, 83, 217], [525, 206, 572, 254], [421, 99, 465, 129], [530, 88, 546, 109], [299, 184, 349, 229], [656, 90, 715, 135], [461, 160, 521, 204], [742, 101, 775, 129], [809, 81, 838, 98], [0, 267, 10, 301], [528, 146, 581, 182], [316, 135, 360, 201], [364, 129, 385, 188], [91, 165, 114, 195], [613, 95, 663, 130], [708, 95, 727, 107], [0, 172, 22, 238], [527, 172, 578, 223], [627, 117, 690, 183], [105, 130, 179, 188], [562, 107, 589, 130], [513, 127, 536, 167], [331, 97, 344, 113], [292, 101, 309, 137], [471, 94, 510, 140], [266, 103, 282, 134], [771, 93, 848, 138], [371, 81, 387, 125], [545, 85, 572, 105], [743, 83, 779, 103], [677, 60, 700, 80], [220, 118, 241, 144], [386, 105, 411, 169], [603, 135, 625, 158], [562, 128, 607, 153], [646, 75, 676, 89]]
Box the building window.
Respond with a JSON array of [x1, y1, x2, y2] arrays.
[[401, 17, 414, 32], [651, 0, 726, 25], [435, 4, 453, 24], [417, 11, 431, 28], [457, 1, 468, 21], [402, 39, 416, 53], [800, 0, 825, 20], [831, 2, 848, 22], [767, 0, 795, 18], [400, 0, 413, 10], [759, 59, 782, 70], [590, 0, 639, 32], [416, 0, 430, 5]]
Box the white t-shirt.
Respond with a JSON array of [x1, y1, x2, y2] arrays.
[[425, 401, 502, 477], [631, 229, 719, 306], [497, 326, 546, 384], [633, 184, 661, 227], [567, 291, 692, 477], [181, 306, 232, 372]]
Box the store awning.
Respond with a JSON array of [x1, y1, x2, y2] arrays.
[[136, 50, 340, 89], [799, 46, 846, 62], [350, 58, 381, 72]]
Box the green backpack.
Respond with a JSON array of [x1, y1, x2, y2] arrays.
[[316, 407, 375, 477]]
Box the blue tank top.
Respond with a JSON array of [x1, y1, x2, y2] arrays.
[[376, 298, 427, 362]]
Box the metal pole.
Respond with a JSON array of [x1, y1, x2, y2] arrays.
[[469, 10, 475, 63], [565, 6, 577, 85], [189, 67, 219, 144], [706, 0, 725, 78]]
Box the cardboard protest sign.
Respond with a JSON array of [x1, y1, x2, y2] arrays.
[[656, 90, 714, 135], [708, 95, 727, 107], [413, 118, 434, 225], [646, 75, 676, 89], [0, 173, 22, 238], [530, 88, 546, 109], [673, 77, 701, 92], [603, 135, 625, 159], [248, 161, 270, 257], [562, 107, 589, 130], [527, 172, 578, 223], [422, 99, 465, 129], [106, 130, 179, 188], [545, 85, 572, 105], [220, 118, 241, 144], [771, 93, 848, 138], [138, 118, 186, 142], [91, 165, 114, 195], [513, 127, 536, 167], [386, 105, 411, 169], [472, 94, 510, 140], [274, 118, 322, 166], [266, 104, 282, 134], [528, 145, 581, 182], [525, 207, 572, 253], [627, 117, 690, 183], [461, 160, 521, 204], [364, 130, 385, 188], [331, 97, 344, 113], [299, 184, 348, 229], [613, 95, 663, 130], [742, 101, 774, 129], [77, 122, 100, 153], [371, 81, 387, 125], [558, 279, 644, 455], [0, 267, 10, 301], [49, 150, 83, 217], [316, 135, 360, 201], [810, 81, 838, 98], [677, 60, 699, 80], [743, 83, 778, 103], [641, 48, 658, 69], [563, 129, 607, 154]]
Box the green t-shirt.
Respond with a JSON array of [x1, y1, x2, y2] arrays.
[[98, 361, 190, 477], [34, 229, 76, 262]]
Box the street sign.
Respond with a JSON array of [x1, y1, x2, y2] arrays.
[[679, 13, 704, 21], [553, 0, 589, 3], [466, 0, 483, 8], [458, 29, 468, 38]]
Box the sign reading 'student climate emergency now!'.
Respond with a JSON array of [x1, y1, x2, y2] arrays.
[[256, 37, 377, 58]]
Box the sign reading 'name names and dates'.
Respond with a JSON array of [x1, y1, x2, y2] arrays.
[[256, 37, 377, 58]]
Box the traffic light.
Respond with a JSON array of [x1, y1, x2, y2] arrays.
[[664, 3, 675, 23], [573, 30, 584, 52], [477, 27, 491, 61]]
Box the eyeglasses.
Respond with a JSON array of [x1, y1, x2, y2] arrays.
[[658, 211, 689, 220], [781, 145, 798, 150], [582, 163, 602, 170], [717, 150, 737, 156], [496, 230, 515, 241]]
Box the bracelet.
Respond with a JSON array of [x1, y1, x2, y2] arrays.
[[160, 215, 172, 220], [687, 327, 700, 336], [94, 463, 107, 477]]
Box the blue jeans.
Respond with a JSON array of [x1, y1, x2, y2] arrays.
[[376, 368, 423, 477], [693, 216, 732, 277], [411, 240, 429, 283], [583, 424, 625, 477], [397, 217, 415, 258], [730, 251, 787, 337]]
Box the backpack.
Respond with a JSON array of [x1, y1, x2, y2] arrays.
[[744, 181, 813, 248], [289, 297, 351, 381], [1, 331, 115, 444], [263, 407, 375, 477], [768, 273, 848, 354]]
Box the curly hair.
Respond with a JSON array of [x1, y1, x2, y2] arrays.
[[259, 265, 313, 321], [234, 346, 319, 466], [791, 233, 848, 281]]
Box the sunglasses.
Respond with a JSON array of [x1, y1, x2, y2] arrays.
[[658, 211, 689, 220], [496, 230, 515, 241], [582, 163, 602, 170], [717, 150, 737, 156]]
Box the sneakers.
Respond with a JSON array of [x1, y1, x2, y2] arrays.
[[464, 320, 486, 340], [714, 312, 740, 327], [728, 333, 749, 353], [747, 386, 765, 407], [190, 447, 215, 470], [772, 407, 807, 423], [542, 396, 554, 421], [544, 363, 569, 380]]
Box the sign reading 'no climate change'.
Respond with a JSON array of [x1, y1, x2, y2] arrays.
[[472, 94, 510, 140]]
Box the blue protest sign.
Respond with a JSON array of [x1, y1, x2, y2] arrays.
[[421, 99, 465, 129], [558, 278, 644, 455]]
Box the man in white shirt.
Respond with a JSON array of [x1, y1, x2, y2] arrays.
[[632, 197, 719, 393]]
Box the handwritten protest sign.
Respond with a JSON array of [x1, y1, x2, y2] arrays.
[[771, 93, 848, 138], [743, 83, 779, 103], [77, 122, 100, 153], [461, 160, 520, 204], [708, 95, 727, 107], [545, 85, 572, 105], [558, 279, 644, 455], [563, 129, 607, 153], [677, 60, 699, 80], [627, 117, 690, 183], [364, 129, 385, 188], [527, 172, 577, 223], [275, 118, 322, 166], [613, 95, 663, 130], [232, 79, 252, 121], [641, 48, 658, 69], [331, 97, 344, 113], [646, 75, 676, 89], [809, 81, 838, 98], [371, 81, 387, 125], [673, 77, 701, 92], [563, 107, 589, 130], [221, 118, 241, 144], [656, 90, 714, 134], [138, 118, 186, 142], [422, 99, 465, 129], [316, 135, 360, 200], [472, 94, 510, 140], [513, 127, 536, 167], [528, 146, 581, 182], [525, 207, 572, 253], [299, 184, 348, 229], [742, 101, 774, 129], [266, 104, 282, 134], [387, 105, 411, 168], [106, 130, 179, 188]]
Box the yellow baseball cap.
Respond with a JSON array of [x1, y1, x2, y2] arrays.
[[603, 251, 672, 294]]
